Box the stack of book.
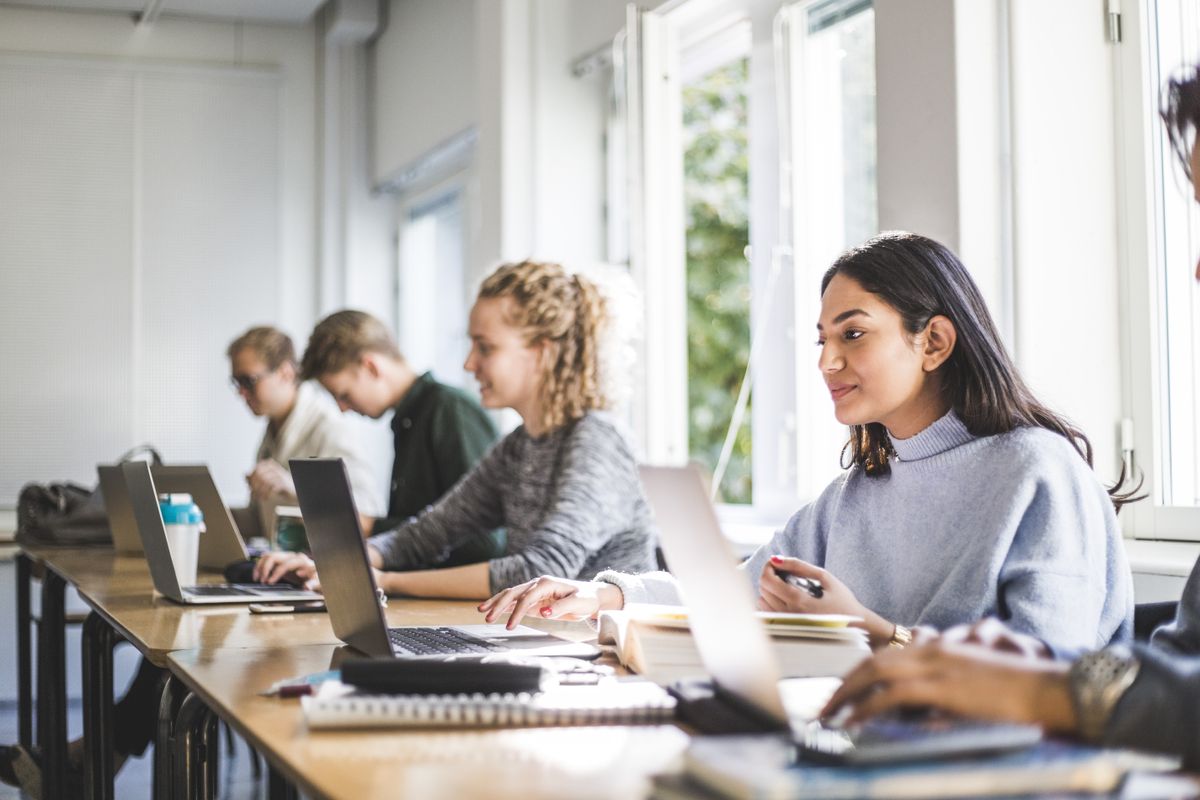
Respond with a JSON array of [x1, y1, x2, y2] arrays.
[[597, 603, 870, 685]]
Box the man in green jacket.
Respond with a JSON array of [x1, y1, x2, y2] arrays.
[[300, 309, 504, 564]]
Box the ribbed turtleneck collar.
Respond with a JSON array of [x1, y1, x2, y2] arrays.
[[888, 410, 975, 462]]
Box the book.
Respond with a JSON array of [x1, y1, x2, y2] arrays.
[[682, 734, 1179, 800], [301, 677, 677, 730], [597, 604, 869, 685]]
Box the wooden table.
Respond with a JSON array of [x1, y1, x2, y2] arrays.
[[17, 544, 683, 800], [166, 643, 690, 800], [16, 545, 349, 799]]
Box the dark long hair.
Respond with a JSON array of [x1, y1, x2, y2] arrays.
[[821, 231, 1141, 513], [1162, 64, 1200, 180]]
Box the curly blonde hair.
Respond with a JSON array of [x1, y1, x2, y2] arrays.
[[479, 260, 609, 432]]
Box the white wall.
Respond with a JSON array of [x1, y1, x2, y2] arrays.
[[0, 7, 321, 506], [1008, 0, 1122, 481], [372, 0, 477, 184], [0, 7, 319, 340], [874, 0, 1123, 482]]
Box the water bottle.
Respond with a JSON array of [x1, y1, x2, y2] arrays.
[[159, 493, 204, 588]]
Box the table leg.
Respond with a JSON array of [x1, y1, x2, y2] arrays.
[[202, 711, 219, 799], [16, 553, 32, 748], [174, 692, 215, 800], [267, 765, 299, 800], [82, 611, 121, 800], [154, 673, 185, 800], [36, 568, 67, 800]]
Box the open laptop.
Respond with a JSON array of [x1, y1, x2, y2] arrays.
[[150, 465, 250, 568], [100, 463, 249, 568], [121, 461, 322, 605], [290, 457, 600, 660], [640, 464, 1043, 764], [98, 464, 142, 554]]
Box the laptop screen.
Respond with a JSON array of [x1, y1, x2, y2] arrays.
[[639, 465, 790, 727], [290, 458, 393, 657]]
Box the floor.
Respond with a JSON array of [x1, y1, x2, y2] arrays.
[[0, 699, 267, 799]]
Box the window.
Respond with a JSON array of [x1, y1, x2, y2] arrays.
[[682, 32, 753, 504], [784, 0, 878, 500], [1119, 0, 1200, 539], [624, 0, 876, 525], [397, 184, 470, 389]]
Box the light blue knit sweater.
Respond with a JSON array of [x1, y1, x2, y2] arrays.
[[599, 411, 1133, 657]]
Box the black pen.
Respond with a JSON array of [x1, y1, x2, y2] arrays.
[[775, 569, 824, 598]]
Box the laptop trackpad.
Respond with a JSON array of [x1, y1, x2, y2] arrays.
[[454, 623, 557, 647]]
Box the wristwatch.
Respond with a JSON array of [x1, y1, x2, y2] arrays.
[[888, 623, 913, 648], [1068, 646, 1140, 742]]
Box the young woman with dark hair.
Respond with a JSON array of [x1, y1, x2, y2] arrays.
[[820, 63, 1200, 770], [482, 232, 1135, 658]]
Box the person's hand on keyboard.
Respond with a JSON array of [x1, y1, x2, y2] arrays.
[[818, 636, 1075, 734], [253, 551, 321, 592]]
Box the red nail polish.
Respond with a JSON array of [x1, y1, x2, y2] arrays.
[[770, 555, 782, 564], [540, 607, 552, 616]]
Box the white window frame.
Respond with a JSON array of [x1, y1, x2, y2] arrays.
[[1116, 0, 1200, 541], [626, 0, 801, 525]]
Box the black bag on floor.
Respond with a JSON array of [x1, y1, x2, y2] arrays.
[[15, 445, 162, 548]]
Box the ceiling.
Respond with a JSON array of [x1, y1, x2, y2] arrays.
[[0, 0, 327, 24]]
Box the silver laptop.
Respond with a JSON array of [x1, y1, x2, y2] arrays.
[[100, 464, 249, 568], [121, 461, 322, 605], [290, 457, 600, 660], [641, 464, 1043, 763], [150, 465, 249, 569], [98, 464, 142, 554]]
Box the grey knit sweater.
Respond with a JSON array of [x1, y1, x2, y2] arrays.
[[598, 411, 1133, 658], [369, 411, 658, 593]]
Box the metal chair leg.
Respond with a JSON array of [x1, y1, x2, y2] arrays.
[[17, 553, 33, 749], [36, 569, 67, 800], [82, 611, 122, 800], [154, 673, 186, 800], [174, 692, 215, 800], [267, 764, 298, 800]]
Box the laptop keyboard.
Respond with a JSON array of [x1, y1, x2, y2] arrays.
[[387, 626, 506, 655], [185, 584, 256, 596], [185, 583, 305, 596]]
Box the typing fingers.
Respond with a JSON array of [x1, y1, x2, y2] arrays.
[[840, 678, 944, 727], [821, 647, 932, 719], [479, 584, 528, 623], [506, 582, 568, 631]]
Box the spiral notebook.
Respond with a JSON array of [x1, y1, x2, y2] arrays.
[[301, 678, 677, 730]]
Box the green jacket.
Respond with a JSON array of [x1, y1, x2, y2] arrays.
[[373, 372, 505, 565]]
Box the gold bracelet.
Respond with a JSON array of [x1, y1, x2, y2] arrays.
[[888, 623, 913, 648]]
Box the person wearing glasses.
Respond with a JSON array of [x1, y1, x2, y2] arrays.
[[227, 325, 383, 538]]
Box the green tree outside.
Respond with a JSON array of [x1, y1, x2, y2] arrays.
[[682, 57, 752, 504]]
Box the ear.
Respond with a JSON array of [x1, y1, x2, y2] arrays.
[[922, 315, 956, 372], [278, 360, 297, 383], [360, 353, 380, 379]]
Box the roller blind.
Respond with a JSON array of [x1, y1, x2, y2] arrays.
[[0, 55, 281, 507]]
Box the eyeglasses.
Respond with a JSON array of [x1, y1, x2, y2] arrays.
[[229, 371, 272, 393]]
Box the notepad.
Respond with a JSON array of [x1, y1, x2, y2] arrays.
[[301, 678, 677, 729]]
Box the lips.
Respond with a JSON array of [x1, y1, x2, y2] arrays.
[[828, 384, 856, 401]]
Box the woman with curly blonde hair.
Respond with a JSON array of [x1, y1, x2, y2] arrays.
[[256, 260, 658, 598]]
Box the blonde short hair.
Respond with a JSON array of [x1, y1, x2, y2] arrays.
[[300, 310, 403, 380], [226, 326, 296, 372]]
